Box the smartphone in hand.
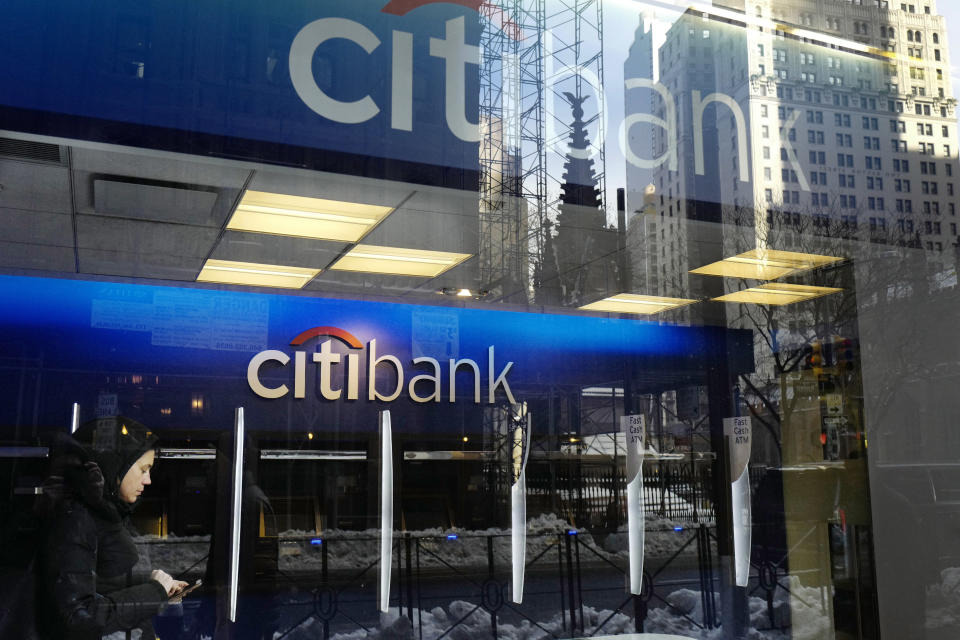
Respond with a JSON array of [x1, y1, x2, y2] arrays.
[[169, 579, 202, 602]]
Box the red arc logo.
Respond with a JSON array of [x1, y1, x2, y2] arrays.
[[380, 0, 521, 40], [381, 0, 484, 15], [290, 326, 364, 349]]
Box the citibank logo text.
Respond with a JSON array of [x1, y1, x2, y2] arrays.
[[247, 326, 515, 404], [286, 7, 765, 186], [290, 15, 480, 142]]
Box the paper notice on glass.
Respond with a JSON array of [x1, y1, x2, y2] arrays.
[[95, 393, 118, 418], [724, 416, 752, 587], [621, 414, 645, 595]]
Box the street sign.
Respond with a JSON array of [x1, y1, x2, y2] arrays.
[[95, 393, 118, 418]]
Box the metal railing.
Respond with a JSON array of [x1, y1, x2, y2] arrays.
[[258, 527, 718, 640], [524, 459, 717, 528], [139, 517, 841, 639]]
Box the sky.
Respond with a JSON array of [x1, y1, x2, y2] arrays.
[[938, 3, 960, 96]]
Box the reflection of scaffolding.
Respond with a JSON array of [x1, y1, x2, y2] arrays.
[[542, 0, 607, 248], [480, 402, 530, 520], [479, 2, 530, 301], [478, 0, 605, 302]]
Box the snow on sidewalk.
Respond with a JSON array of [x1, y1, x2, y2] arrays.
[[278, 575, 831, 640]]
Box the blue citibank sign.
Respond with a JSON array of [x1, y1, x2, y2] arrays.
[[0, 275, 752, 431], [0, 0, 483, 185]]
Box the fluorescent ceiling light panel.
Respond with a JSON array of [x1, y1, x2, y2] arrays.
[[691, 249, 843, 280], [227, 191, 393, 242], [330, 244, 471, 277], [714, 283, 842, 306], [579, 294, 698, 315], [197, 259, 319, 289]]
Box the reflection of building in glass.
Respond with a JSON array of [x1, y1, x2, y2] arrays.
[[550, 94, 622, 306], [714, 0, 958, 260], [643, 5, 960, 634], [698, 1, 960, 461], [625, 184, 658, 296], [625, 1, 959, 292], [624, 13, 657, 220], [621, 0, 960, 449], [624, 14, 658, 295], [624, 9, 724, 308], [478, 0, 615, 305], [703, 1, 960, 427]]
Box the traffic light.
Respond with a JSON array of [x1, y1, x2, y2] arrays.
[[837, 338, 856, 373], [807, 340, 824, 376]]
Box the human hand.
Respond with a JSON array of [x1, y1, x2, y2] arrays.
[[167, 580, 190, 604], [150, 570, 188, 596]]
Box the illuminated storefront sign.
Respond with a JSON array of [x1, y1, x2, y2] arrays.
[[1, 1, 893, 197], [246, 325, 515, 403], [2, 1, 767, 187], [0, 274, 753, 431], [0, 0, 482, 179]]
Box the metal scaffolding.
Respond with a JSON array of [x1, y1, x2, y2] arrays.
[[477, 0, 605, 303], [478, 0, 544, 302], [543, 0, 606, 222]]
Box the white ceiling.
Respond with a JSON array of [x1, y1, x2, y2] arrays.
[[0, 133, 482, 300]]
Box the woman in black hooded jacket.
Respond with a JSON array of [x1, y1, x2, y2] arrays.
[[36, 416, 187, 639]]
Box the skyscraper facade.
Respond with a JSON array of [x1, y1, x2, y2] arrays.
[[714, 0, 957, 259]]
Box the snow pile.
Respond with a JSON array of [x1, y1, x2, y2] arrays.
[[124, 512, 708, 579], [280, 601, 636, 640], [133, 534, 211, 577], [276, 576, 831, 640], [780, 577, 832, 640], [937, 566, 960, 609], [601, 513, 710, 559], [274, 513, 706, 573], [643, 589, 718, 638], [276, 513, 582, 572], [925, 566, 960, 630], [106, 632, 212, 640]]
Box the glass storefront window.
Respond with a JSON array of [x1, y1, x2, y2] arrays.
[[1, 1, 959, 639]]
